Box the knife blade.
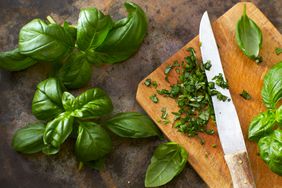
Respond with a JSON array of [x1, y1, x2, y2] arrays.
[[199, 11, 256, 188]]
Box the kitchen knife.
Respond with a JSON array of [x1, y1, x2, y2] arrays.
[[199, 11, 256, 188]]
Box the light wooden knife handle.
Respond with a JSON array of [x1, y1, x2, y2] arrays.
[[224, 150, 256, 188]]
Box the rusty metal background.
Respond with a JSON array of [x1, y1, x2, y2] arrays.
[[0, 0, 281, 187]]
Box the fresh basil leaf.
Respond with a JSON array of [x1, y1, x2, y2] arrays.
[[57, 51, 92, 89], [73, 88, 113, 119], [145, 142, 188, 187], [84, 157, 105, 171], [43, 112, 74, 154], [276, 105, 282, 123], [63, 21, 77, 41], [92, 2, 148, 64], [32, 78, 64, 120], [11, 123, 45, 154], [258, 130, 282, 176], [105, 112, 160, 138], [248, 111, 276, 141], [0, 48, 37, 71], [62, 91, 78, 111], [75, 122, 112, 162], [236, 5, 262, 61], [19, 19, 75, 61], [77, 8, 113, 51], [261, 62, 282, 109]]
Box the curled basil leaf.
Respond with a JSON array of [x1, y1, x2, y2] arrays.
[[62, 92, 77, 111], [0, 48, 37, 71], [72, 88, 113, 119], [32, 78, 64, 120], [92, 2, 148, 64], [275, 105, 282, 126], [19, 19, 75, 61], [43, 112, 74, 155], [57, 51, 92, 89], [75, 122, 112, 162], [105, 112, 160, 138], [145, 142, 188, 187], [236, 5, 262, 61], [258, 130, 282, 176], [11, 123, 45, 154], [261, 62, 282, 109], [248, 111, 276, 141], [77, 8, 113, 51]]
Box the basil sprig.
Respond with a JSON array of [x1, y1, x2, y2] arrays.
[[248, 61, 282, 176], [12, 77, 160, 170], [0, 2, 147, 89], [236, 5, 262, 62], [145, 142, 188, 187]]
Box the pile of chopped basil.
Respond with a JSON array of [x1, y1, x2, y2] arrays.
[[146, 47, 231, 142]]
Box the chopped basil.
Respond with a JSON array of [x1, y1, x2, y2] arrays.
[[144, 78, 151, 87], [212, 144, 217, 148], [204, 60, 212, 70], [240, 90, 251, 100], [275, 47, 282, 55], [152, 81, 158, 88], [212, 73, 229, 89], [150, 94, 159, 103], [161, 107, 168, 119]]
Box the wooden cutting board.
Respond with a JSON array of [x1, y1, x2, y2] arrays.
[[136, 2, 282, 188]]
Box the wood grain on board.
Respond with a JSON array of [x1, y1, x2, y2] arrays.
[[136, 2, 282, 188]]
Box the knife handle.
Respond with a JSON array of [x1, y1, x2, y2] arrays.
[[224, 150, 256, 188]]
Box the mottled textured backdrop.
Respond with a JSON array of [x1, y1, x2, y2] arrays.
[[0, 0, 281, 188]]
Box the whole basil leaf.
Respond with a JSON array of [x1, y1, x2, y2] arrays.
[[145, 142, 188, 187], [248, 111, 276, 141], [105, 112, 160, 138], [258, 130, 282, 176], [62, 92, 77, 111], [0, 48, 37, 71], [11, 123, 45, 154], [276, 105, 282, 123], [72, 88, 113, 119], [19, 19, 75, 61], [261, 62, 282, 109], [57, 51, 92, 89], [92, 2, 148, 64], [236, 5, 262, 61], [75, 122, 112, 162], [32, 78, 64, 120], [77, 8, 113, 51], [43, 112, 74, 154]]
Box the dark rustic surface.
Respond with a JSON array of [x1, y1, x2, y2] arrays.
[[0, 0, 281, 188]]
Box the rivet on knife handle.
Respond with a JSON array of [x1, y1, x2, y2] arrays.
[[224, 150, 256, 188]]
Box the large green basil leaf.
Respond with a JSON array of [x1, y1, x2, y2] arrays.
[[261, 62, 282, 109], [258, 130, 282, 176], [248, 111, 276, 141], [235, 5, 262, 61], [72, 88, 113, 119], [19, 19, 75, 61], [91, 2, 148, 64], [43, 112, 74, 155], [75, 122, 112, 162], [32, 78, 64, 120], [11, 123, 45, 154], [105, 112, 160, 138], [145, 142, 188, 187], [57, 51, 92, 89], [0, 48, 37, 71], [77, 8, 113, 51]]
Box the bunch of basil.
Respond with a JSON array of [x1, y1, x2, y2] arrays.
[[0, 2, 148, 89], [12, 77, 161, 167], [248, 61, 282, 176]]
